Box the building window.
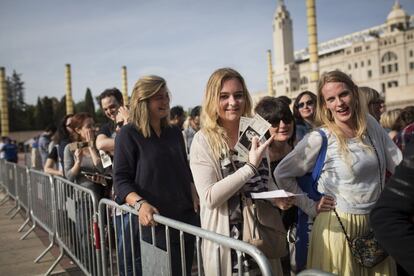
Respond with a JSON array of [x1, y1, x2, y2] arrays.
[[381, 51, 398, 62], [387, 81, 398, 88], [366, 45, 370, 50], [355, 62, 358, 69], [395, 63, 398, 72], [368, 59, 371, 66], [382, 83, 386, 92], [409, 62, 414, 70], [410, 50, 413, 57], [300, 76, 308, 85], [354, 46, 362, 53], [368, 70, 372, 78], [361, 61, 364, 67], [382, 66, 386, 74], [388, 64, 393, 72]]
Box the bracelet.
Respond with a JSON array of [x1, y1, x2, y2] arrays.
[[246, 162, 259, 175]]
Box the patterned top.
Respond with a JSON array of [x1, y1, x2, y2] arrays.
[[220, 150, 269, 273]]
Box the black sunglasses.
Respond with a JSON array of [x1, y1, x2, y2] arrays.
[[270, 116, 293, 127], [297, 100, 314, 109]]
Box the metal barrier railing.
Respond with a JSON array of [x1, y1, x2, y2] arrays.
[[21, 169, 57, 266], [15, 164, 32, 232], [0, 159, 7, 198], [4, 162, 19, 217], [50, 176, 102, 276], [98, 199, 273, 276]]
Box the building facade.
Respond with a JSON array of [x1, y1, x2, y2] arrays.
[[270, 1, 414, 109]]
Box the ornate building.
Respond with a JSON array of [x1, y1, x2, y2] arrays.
[[267, 1, 414, 109]]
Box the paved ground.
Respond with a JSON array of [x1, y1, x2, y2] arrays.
[[0, 190, 83, 276]]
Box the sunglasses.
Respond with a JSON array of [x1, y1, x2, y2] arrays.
[[297, 100, 314, 109], [270, 116, 293, 127]]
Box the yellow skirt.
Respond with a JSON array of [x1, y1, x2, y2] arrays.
[[307, 211, 396, 276]]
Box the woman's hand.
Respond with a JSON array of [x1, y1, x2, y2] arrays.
[[316, 195, 336, 213], [248, 135, 274, 168], [74, 149, 83, 164], [85, 129, 95, 143], [138, 202, 159, 226], [118, 106, 129, 122], [84, 173, 107, 186], [271, 196, 295, 210]]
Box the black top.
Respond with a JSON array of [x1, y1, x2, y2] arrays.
[[113, 124, 195, 222], [370, 140, 414, 275], [48, 146, 58, 162], [98, 122, 115, 139]]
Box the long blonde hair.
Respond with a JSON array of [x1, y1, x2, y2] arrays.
[[315, 70, 369, 156], [129, 75, 170, 137], [201, 68, 252, 160]]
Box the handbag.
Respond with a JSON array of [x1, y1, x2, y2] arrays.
[[242, 195, 288, 259], [334, 209, 388, 268], [333, 133, 388, 268]]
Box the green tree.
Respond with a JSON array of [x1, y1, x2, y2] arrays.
[[6, 71, 27, 131], [35, 97, 43, 129], [84, 88, 95, 118], [42, 96, 55, 127]]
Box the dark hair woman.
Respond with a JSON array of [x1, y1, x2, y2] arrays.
[[293, 91, 317, 142]]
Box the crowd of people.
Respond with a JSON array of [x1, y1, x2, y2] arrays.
[[10, 67, 414, 276]]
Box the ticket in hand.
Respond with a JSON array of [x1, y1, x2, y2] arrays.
[[235, 114, 271, 162]]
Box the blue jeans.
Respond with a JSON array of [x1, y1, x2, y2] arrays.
[[115, 214, 141, 276]]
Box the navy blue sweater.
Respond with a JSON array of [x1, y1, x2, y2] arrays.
[[113, 124, 195, 222]]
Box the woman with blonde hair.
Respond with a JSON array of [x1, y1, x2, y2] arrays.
[[275, 70, 402, 275], [113, 75, 198, 276], [190, 68, 286, 275], [359, 86, 383, 122], [380, 109, 402, 140]]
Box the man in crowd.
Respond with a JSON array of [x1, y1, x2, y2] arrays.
[[38, 124, 57, 167], [183, 106, 201, 155], [170, 105, 186, 130]]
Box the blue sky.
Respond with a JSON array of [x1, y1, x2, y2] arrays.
[[1, 0, 413, 109]]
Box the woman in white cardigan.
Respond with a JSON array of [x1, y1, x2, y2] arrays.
[[190, 68, 288, 276]]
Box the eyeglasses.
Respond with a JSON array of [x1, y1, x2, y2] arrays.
[[297, 100, 314, 109], [270, 116, 293, 127]]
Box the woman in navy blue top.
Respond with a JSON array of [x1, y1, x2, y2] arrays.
[[113, 75, 198, 276]]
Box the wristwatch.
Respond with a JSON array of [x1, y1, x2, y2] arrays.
[[133, 199, 147, 212]]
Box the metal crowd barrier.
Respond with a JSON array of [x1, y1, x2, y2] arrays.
[[98, 199, 273, 276], [50, 176, 102, 276], [3, 162, 19, 217], [0, 159, 7, 195], [21, 169, 57, 266], [15, 164, 32, 232]]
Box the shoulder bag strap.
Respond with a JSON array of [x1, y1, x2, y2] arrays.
[[311, 129, 328, 181]]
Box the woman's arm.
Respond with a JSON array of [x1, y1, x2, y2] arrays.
[[190, 132, 268, 209], [64, 145, 81, 182], [44, 158, 62, 176], [274, 131, 325, 217], [113, 126, 159, 226]]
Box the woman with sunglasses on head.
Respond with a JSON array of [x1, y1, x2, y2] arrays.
[[275, 70, 402, 275], [293, 91, 317, 142], [190, 68, 286, 275], [113, 75, 198, 276]]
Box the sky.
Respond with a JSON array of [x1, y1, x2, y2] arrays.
[[1, 0, 414, 110]]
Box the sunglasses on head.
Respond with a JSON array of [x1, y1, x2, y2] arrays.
[[297, 100, 314, 109]]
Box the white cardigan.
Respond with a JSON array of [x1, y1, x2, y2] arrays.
[[190, 130, 279, 276]]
